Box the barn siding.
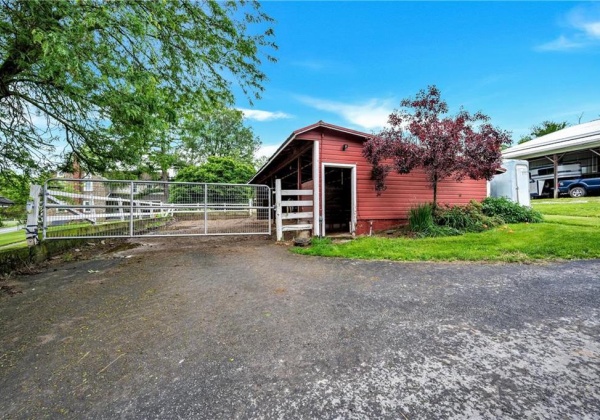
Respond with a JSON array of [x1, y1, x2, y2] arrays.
[[310, 130, 487, 235]]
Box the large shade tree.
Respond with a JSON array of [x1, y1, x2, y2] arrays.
[[363, 86, 512, 207], [0, 0, 276, 178], [179, 107, 261, 166], [170, 156, 255, 204], [117, 106, 261, 183]]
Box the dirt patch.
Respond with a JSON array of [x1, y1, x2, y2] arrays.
[[0, 239, 142, 297], [0, 284, 22, 297]]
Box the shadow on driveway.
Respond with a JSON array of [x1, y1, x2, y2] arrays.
[[1, 236, 599, 418]]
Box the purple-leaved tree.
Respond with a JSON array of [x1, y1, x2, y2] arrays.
[[363, 85, 512, 207]]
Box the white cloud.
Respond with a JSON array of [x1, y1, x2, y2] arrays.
[[569, 5, 600, 38], [255, 144, 280, 159], [297, 95, 394, 130], [536, 4, 600, 52], [291, 59, 337, 71], [582, 22, 600, 38], [238, 108, 292, 122], [536, 35, 585, 52]]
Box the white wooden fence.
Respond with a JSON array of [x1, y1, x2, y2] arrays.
[[274, 179, 314, 241]]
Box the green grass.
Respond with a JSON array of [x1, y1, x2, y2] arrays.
[[531, 196, 600, 218], [543, 214, 600, 227], [293, 223, 600, 262], [294, 197, 600, 262], [0, 220, 22, 228], [0, 229, 26, 249]]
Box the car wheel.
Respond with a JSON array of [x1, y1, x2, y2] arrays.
[[569, 186, 586, 198]]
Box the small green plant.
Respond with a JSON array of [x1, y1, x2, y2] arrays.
[[481, 197, 543, 223], [408, 203, 434, 232], [408, 203, 465, 238], [311, 237, 333, 246]]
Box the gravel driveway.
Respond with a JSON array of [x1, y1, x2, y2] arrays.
[[1, 236, 599, 419]]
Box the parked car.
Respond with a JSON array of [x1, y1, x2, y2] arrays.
[[558, 177, 600, 198], [529, 163, 582, 199]]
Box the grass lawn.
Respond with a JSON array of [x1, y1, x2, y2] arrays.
[[0, 229, 26, 249], [1, 220, 22, 228], [293, 198, 600, 263], [531, 196, 600, 218], [1, 222, 102, 251], [293, 223, 600, 262], [543, 215, 600, 227]]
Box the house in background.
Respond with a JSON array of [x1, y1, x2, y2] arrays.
[[0, 196, 14, 208], [250, 121, 487, 236]]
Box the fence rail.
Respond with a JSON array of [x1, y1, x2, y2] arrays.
[[274, 179, 314, 241], [43, 179, 271, 239]]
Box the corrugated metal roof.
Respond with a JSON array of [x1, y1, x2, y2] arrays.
[[503, 119, 600, 159]]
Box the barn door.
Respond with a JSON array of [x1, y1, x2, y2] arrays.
[[321, 163, 356, 236]]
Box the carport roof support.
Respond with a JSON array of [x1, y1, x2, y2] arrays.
[[503, 120, 600, 160]]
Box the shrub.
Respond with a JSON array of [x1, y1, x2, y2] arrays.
[[481, 197, 543, 224], [434, 201, 502, 233], [408, 203, 434, 232], [407, 198, 537, 239], [408, 203, 464, 238]]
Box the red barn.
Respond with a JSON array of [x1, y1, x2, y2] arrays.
[[250, 121, 487, 236]]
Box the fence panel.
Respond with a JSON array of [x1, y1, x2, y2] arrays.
[[274, 179, 314, 241], [43, 179, 271, 239]]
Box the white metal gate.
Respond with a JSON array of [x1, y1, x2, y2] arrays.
[[42, 179, 271, 239]]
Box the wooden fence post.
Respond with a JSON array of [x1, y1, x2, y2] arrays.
[[275, 179, 282, 241]]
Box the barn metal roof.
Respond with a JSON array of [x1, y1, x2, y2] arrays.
[[503, 119, 600, 160]]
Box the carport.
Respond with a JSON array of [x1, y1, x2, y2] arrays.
[[503, 120, 600, 198]]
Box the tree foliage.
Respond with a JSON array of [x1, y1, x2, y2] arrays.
[[363, 86, 511, 206], [0, 0, 276, 177], [0, 170, 49, 219], [517, 120, 569, 144], [170, 156, 255, 204], [175, 156, 255, 185], [179, 107, 261, 166]]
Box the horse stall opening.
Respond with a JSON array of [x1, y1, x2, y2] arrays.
[[323, 166, 353, 234]]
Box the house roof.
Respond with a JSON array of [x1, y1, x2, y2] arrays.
[[0, 196, 15, 206], [503, 119, 600, 160], [249, 121, 372, 184]]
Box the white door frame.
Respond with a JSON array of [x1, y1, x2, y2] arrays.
[[321, 163, 357, 236]]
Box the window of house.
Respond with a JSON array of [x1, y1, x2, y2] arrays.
[[83, 177, 93, 192], [83, 200, 91, 212]]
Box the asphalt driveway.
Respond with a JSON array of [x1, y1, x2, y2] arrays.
[[1, 236, 599, 419]]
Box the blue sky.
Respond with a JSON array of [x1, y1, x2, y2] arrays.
[[233, 1, 600, 158]]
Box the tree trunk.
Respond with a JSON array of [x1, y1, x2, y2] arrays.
[[162, 168, 169, 202], [432, 174, 438, 209]]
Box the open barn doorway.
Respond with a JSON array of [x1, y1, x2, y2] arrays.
[[322, 164, 355, 235]]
